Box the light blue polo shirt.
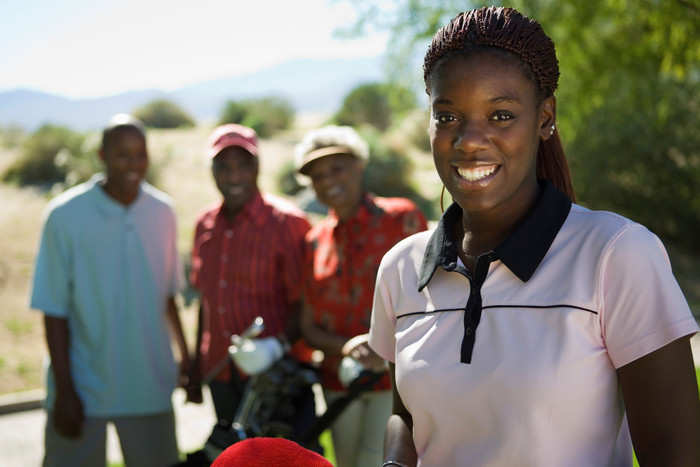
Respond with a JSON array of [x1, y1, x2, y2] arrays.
[[30, 174, 182, 417]]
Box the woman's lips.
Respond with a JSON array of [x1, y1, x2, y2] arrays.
[[456, 165, 498, 181]]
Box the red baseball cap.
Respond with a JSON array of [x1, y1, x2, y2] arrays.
[[206, 123, 258, 159]]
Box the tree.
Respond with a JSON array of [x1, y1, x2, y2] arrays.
[[218, 96, 295, 138], [218, 100, 249, 127], [1, 124, 88, 187], [527, 0, 700, 252], [333, 82, 417, 131], [133, 99, 195, 129], [339, 0, 700, 252]]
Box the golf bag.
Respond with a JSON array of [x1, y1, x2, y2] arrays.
[[178, 318, 384, 466]]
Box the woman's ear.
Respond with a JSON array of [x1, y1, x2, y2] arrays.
[[538, 96, 557, 141]]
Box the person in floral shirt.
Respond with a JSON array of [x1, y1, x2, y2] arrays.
[[295, 125, 427, 467]]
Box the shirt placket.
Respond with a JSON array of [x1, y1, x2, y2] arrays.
[[336, 224, 352, 331], [217, 226, 234, 341], [460, 252, 494, 364]]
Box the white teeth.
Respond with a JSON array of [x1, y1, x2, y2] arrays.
[[457, 166, 497, 181]]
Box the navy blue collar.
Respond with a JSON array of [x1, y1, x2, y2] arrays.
[[418, 180, 572, 291]]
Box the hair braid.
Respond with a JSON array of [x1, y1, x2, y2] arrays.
[[424, 6, 575, 202]]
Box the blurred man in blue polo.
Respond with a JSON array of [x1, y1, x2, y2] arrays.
[[30, 114, 190, 467]]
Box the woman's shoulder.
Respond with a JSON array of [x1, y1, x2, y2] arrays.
[[565, 203, 665, 257], [569, 203, 647, 234], [381, 229, 434, 265]]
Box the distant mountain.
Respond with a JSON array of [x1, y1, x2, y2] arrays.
[[0, 89, 169, 131], [0, 56, 384, 131]]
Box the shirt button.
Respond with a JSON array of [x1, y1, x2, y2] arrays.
[[217, 306, 226, 314], [225, 230, 233, 239], [219, 279, 227, 288], [221, 255, 229, 263], [470, 287, 478, 296], [465, 326, 473, 336]]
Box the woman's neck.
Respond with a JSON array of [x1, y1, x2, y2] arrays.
[[456, 183, 542, 272]]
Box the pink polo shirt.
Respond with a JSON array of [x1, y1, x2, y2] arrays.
[[369, 181, 698, 466]]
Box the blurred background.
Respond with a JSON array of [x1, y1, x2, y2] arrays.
[[0, 0, 698, 435]]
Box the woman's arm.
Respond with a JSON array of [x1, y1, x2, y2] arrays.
[[617, 335, 700, 466], [384, 363, 418, 467]]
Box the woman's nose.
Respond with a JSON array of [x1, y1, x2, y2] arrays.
[[454, 121, 489, 152]]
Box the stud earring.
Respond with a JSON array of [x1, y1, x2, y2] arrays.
[[549, 125, 555, 136]]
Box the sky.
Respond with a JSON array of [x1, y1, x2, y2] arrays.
[[0, 0, 389, 99]]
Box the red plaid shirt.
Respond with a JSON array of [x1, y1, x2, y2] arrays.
[[303, 194, 428, 390], [191, 191, 311, 382]]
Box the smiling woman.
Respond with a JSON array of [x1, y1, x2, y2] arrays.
[[428, 52, 553, 236], [368, 6, 700, 467]]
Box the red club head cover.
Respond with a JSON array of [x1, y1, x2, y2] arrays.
[[211, 437, 333, 467]]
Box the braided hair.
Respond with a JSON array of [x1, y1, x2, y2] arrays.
[[424, 6, 575, 201]]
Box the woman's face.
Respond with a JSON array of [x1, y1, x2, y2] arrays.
[[428, 52, 554, 218], [306, 152, 364, 219]]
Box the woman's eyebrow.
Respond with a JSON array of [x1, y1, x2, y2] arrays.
[[431, 95, 522, 107], [489, 94, 520, 104]]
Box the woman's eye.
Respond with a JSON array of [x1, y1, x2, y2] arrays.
[[433, 113, 457, 124], [491, 111, 514, 122]]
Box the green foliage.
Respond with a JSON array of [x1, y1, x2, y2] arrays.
[[398, 108, 431, 153], [218, 96, 295, 138], [133, 99, 195, 129], [276, 159, 304, 197], [218, 100, 248, 126], [0, 125, 26, 148], [362, 128, 438, 220], [0, 124, 163, 191], [524, 0, 700, 252], [340, 0, 700, 252], [361, 128, 414, 195], [333, 82, 417, 131], [1, 124, 97, 187]]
